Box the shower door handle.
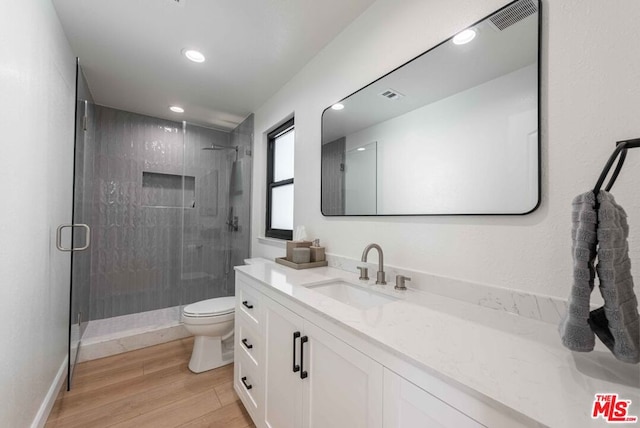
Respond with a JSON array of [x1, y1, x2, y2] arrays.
[[56, 224, 91, 252]]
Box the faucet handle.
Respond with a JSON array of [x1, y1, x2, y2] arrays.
[[357, 266, 369, 281], [395, 275, 411, 290]]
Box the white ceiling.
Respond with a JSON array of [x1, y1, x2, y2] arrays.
[[52, 0, 376, 130]]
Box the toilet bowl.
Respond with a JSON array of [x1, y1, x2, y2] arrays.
[[182, 296, 235, 373]]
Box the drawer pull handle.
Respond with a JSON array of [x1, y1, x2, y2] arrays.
[[300, 335, 308, 380], [242, 300, 254, 309], [242, 338, 253, 350], [241, 376, 253, 390], [292, 331, 301, 373]]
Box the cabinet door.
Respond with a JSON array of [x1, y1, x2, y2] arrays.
[[263, 297, 305, 428], [383, 369, 483, 428], [302, 321, 383, 428]]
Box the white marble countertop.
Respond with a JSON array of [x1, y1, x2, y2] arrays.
[[236, 260, 639, 428]]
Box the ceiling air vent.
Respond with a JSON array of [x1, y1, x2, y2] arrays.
[[488, 0, 537, 31], [165, 0, 186, 8], [378, 89, 404, 101]]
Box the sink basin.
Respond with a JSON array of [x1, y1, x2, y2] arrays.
[[307, 281, 396, 310]]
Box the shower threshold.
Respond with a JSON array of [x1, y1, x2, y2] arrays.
[[78, 306, 190, 362]]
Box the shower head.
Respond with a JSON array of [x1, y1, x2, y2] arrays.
[[202, 144, 238, 151]]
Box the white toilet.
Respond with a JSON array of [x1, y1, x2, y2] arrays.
[[181, 296, 236, 373]]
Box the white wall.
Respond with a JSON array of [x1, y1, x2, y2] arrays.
[[251, 0, 640, 300], [345, 64, 538, 214], [0, 0, 75, 426]]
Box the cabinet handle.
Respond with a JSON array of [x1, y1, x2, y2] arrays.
[[292, 331, 301, 373], [300, 335, 308, 380], [241, 376, 253, 390], [241, 338, 253, 350], [242, 300, 253, 309]]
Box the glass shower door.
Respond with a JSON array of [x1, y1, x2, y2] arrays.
[[67, 60, 95, 389]]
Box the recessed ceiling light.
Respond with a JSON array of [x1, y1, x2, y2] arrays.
[[453, 28, 477, 45], [169, 106, 184, 113], [182, 49, 205, 63], [357, 147, 366, 151], [331, 103, 345, 110]]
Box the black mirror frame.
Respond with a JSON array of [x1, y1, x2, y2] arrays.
[[320, 0, 542, 217]]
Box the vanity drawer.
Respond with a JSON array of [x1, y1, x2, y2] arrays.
[[237, 279, 263, 327], [235, 351, 262, 420], [236, 315, 262, 367]]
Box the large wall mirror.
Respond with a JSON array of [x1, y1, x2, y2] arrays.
[[321, 0, 540, 216]]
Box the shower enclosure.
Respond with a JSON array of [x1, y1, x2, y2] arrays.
[[67, 62, 252, 388]]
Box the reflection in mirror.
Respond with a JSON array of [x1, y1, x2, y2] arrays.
[[321, 0, 540, 215], [346, 142, 377, 214]]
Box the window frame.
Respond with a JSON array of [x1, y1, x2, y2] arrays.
[[266, 118, 295, 240]]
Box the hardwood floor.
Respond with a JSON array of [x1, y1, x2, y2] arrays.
[[45, 337, 255, 428]]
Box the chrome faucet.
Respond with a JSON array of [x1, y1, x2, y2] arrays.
[[359, 243, 386, 285]]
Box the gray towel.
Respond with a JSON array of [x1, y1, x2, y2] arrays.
[[560, 192, 598, 352], [560, 191, 640, 363], [588, 192, 639, 363]]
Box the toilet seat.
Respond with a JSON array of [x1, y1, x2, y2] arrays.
[[182, 311, 234, 325], [183, 296, 235, 317]]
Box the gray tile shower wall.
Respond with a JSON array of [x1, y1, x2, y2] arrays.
[[227, 114, 254, 290], [181, 117, 252, 308], [89, 106, 186, 319], [87, 106, 252, 320], [182, 114, 254, 305], [181, 122, 236, 307]]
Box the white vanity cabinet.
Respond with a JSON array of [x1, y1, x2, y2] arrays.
[[235, 275, 383, 428], [234, 271, 516, 428], [265, 297, 384, 428], [383, 369, 483, 428]]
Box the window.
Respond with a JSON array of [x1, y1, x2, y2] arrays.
[[266, 119, 294, 240]]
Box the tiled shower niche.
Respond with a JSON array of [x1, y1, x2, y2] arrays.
[[83, 105, 252, 320], [142, 172, 196, 208]]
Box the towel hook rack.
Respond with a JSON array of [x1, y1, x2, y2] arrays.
[[593, 137, 640, 197]]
